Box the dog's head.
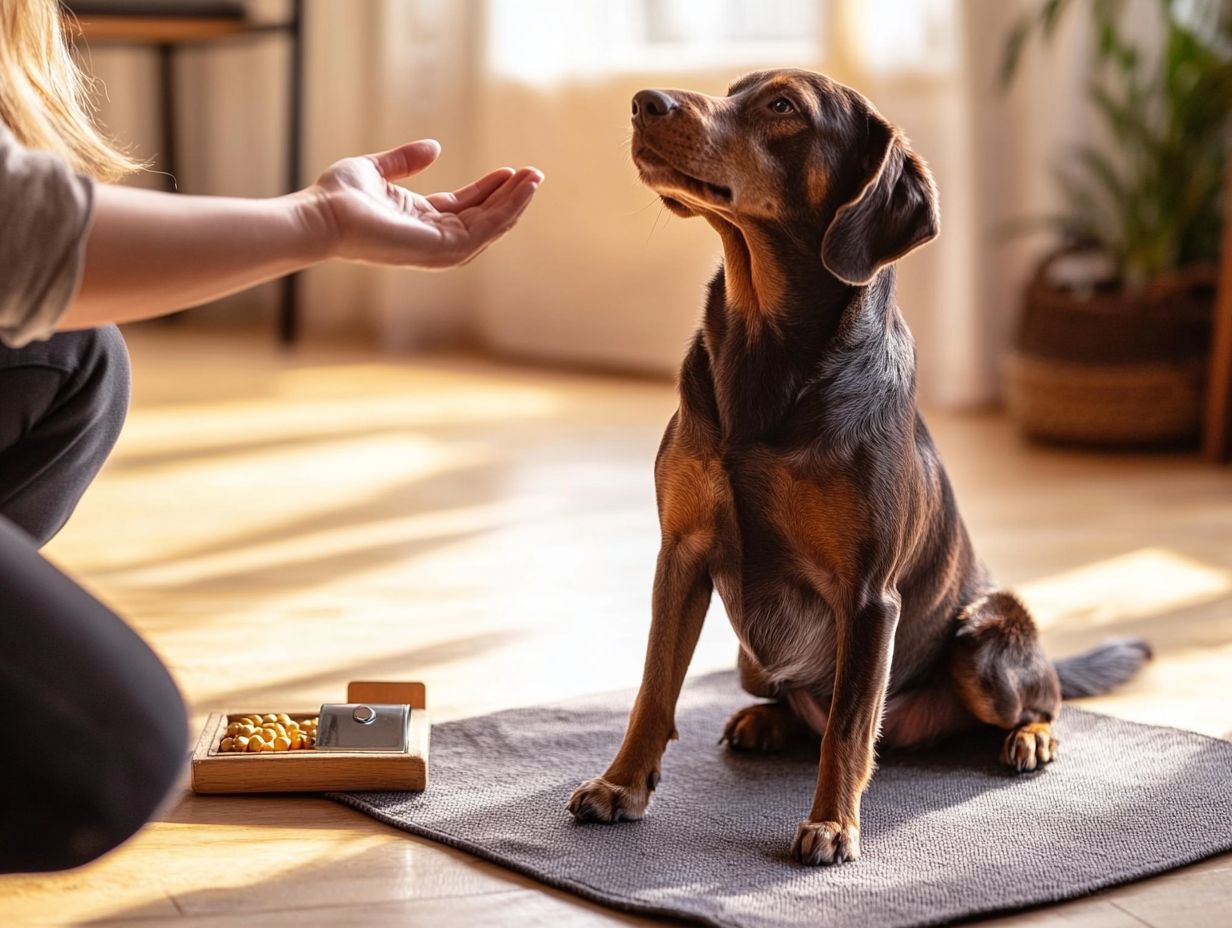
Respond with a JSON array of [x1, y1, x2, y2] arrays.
[[630, 69, 939, 286]]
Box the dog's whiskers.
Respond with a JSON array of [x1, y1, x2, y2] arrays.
[[626, 195, 662, 218], [647, 202, 670, 241]]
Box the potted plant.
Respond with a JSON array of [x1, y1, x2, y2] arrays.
[[1001, 0, 1232, 446]]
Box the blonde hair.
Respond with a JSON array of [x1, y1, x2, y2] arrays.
[[0, 0, 140, 181]]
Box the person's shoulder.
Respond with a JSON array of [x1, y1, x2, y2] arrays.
[[0, 120, 90, 195], [0, 121, 20, 158], [0, 120, 42, 172]]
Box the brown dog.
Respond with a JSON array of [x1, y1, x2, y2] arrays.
[[567, 69, 1150, 866]]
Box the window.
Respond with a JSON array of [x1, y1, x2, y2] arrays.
[[485, 0, 955, 85], [487, 0, 823, 84], [846, 0, 956, 78], [642, 0, 822, 56]]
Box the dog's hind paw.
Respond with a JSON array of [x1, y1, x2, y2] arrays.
[[1001, 722, 1058, 772], [721, 701, 808, 754], [567, 776, 650, 824], [791, 820, 860, 866]]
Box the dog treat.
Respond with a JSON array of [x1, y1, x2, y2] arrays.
[[217, 716, 318, 753]]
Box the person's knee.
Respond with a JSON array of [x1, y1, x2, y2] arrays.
[[75, 324, 132, 447], [0, 326, 133, 545], [25, 324, 131, 461]]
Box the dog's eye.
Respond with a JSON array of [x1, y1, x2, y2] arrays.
[[769, 97, 795, 114]]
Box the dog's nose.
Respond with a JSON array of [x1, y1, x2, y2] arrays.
[[632, 89, 678, 119]]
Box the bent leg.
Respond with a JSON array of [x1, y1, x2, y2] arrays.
[[950, 591, 1062, 772], [0, 517, 186, 873], [0, 326, 130, 546]]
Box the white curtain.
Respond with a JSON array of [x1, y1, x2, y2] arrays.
[[84, 0, 1094, 408]]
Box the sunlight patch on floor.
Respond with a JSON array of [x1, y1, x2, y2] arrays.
[[119, 387, 561, 447], [1018, 547, 1231, 630], [106, 498, 548, 589], [6, 824, 393, 924], [61, 434, 492, 573]]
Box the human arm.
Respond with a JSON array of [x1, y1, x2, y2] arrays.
[[60, 140, 541, 330]]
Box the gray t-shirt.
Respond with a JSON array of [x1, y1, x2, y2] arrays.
[[0, 124, 94, 348]]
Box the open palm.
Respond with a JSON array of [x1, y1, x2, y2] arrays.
[[309, 140, 542, 270]]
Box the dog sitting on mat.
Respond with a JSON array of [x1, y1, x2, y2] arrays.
[[567, 69, 1150, 866]]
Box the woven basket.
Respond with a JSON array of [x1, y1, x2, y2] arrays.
[[1004, 353, 1206, 446], [1007, 253, 1214, 447]]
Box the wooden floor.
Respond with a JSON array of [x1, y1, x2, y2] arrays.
[[4, 327, 1231, 927]]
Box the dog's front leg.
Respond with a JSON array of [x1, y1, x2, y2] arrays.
[[792, 592, 900, 865], [568, 534, 713, 823]]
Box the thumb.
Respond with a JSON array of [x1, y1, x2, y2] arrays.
[[369, 139, 441, 180]]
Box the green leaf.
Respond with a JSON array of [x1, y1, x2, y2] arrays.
[[1072, 144, 1128, 210], [1000, 17, 1033, 86], [1042, 0, 1070, 37], [1051, 159, 1124, 255]]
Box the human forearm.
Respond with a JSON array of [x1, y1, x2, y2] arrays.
[[63, 184, 328, 329], [58, 141, 541, 331]]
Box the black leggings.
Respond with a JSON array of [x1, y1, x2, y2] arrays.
[[0, 327, 187, 873]]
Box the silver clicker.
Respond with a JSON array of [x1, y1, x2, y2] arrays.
[[314, 703, 410, 752]]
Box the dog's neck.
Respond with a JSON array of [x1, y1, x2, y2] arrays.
[[704, 216, 854, 325], [706, 218, 794, 318], [696, 221, 913, 447]]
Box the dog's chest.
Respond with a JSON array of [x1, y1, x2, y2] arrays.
[[704, 448, 856, 688], [714, 563, 840, 689]]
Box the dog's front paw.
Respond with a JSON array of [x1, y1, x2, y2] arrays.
[[567, 776, 651, 824], [1001, 722, 1058, 772], [790, 820, 860, 866]]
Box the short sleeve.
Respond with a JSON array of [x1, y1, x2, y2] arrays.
[[0, 124, 95, 348]]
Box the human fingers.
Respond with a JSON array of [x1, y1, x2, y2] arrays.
[[426, 167, 517, 212], [456, 170, 541, 250], [367, 139, 442, 180]]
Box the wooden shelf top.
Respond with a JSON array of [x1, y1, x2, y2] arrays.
[[73, 14, 252, 44]]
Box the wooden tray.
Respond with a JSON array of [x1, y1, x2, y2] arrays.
[[190, 681, 429, 794]]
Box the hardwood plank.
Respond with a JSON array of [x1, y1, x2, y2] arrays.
[[976, 896, 1149, 927], [90, 888, 656, 926], [1105, 863, 1232, 928], [2, 798, 519, 925]]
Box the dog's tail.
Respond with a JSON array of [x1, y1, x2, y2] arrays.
[[1053, 638, 1152, 699]]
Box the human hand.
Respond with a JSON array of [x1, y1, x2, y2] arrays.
[[304, 140, 543, 270]]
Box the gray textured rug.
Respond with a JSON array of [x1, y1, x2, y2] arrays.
[[333, 671, 1232, 928]]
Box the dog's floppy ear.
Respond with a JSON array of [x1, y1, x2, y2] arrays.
[[821, 115, 939, 286]]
